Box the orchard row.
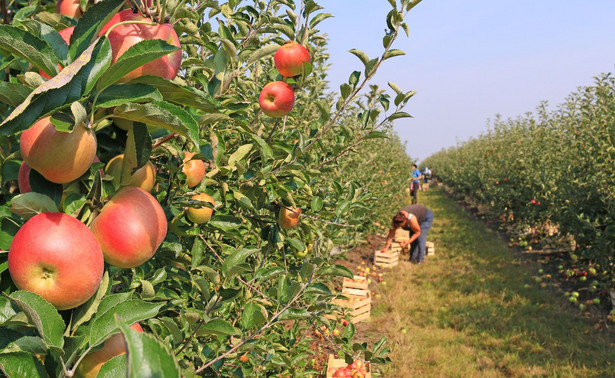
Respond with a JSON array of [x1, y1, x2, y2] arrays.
[[0, 0, 419, 376]]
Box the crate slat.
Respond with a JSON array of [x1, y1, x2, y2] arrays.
[[426, 241, 435, 256], [343, 276, 368, 290], [374, 250, 399, 268]]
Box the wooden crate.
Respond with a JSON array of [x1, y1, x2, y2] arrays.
[[422, 183, 430, 191], [394, 228, 410, 242], [332, 293, 371, 323], [374, 250, 399, 268], [426, 241, 435, 256], [610, 290, 615, 307], [343, 276, 368, 291], [326, 354, 372, 378]]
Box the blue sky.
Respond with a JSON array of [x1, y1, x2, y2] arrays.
[[317, 1, 615, 162]]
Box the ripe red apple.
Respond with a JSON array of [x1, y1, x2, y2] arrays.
[[278, 207, 300, 230], [56, 0, 82, 18], [274, 40, 310, 77], [76, 323, 143, 378], [105, 154, 156, 192], [259, 81, 295, 118], [40, 26, 75, 79], [100, 9, 181, 82], [332, 367, 352, 378], [20, 116, 97, 184], [91, 186, 167, 268], [182, 152, 205, 188], [8, 213, 104, 310], [18, 162, 32, 193], [186, 193, 215, 224]]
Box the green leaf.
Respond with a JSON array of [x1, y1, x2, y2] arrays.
[[309, 13, 333, 28], [0, 352, 46, 378], [222, 248, 258, 277], [241, 302, 268, 329], [228, 144, 253, 167], [319, 264, 354, 279], [0, 232, 13, 250], [2, 336, 47, 354], [364, 130, 388, 140], [129, 122, 153, 171], [88, 300, 163, 348], [0, 38, 110, 135], [246, 44, 279, 65], [387, 111, 413, 121], [0, 25, 59, 77], [348, 49, 369, 66], [128, 76, 220, 112], [0, 82, 32, 108], [8, 291, 65, 350], [97, 354, 127, 378], [112, 101, 200, 147], [209, 215, 243, 232], [96, 39, 180, 90], [278, 308, 311, 320], [383, 49, 405, 60], [286, 237, 305, 251], [117, 316, 181, 378], [311, 196, 323, 212], [96, 83, 163, 108], [365, 58, 379, 76], [199, 319, 240, 336], [388, 81, 402, 95], [68, 0, 124, 61], [190, 238, 205, 269], [19, 20, 70, 63], [255, 266, 285, 281], [71, 270, 110, 333], [250, 134, 273, 163], [9, 193, 58, 220]]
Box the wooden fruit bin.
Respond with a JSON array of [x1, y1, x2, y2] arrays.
[[343, 275, 368, 291], [423, 183, 430, 191], [374, 250, 399, 268], [326, 354, 372, 378], [332, 292, 371, 324], [394, 228, 410, 242], [426, 241, 435, 256]]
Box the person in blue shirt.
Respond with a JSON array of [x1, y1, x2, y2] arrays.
[[409, 163, 421, 204]]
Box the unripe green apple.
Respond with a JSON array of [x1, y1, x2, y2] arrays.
[[105, 154, 156, 192], [76, 323, 143, 378], [20, 116, 97, 184], [8, 213, 104, 310], [186, 193, 215, 224], [91, 186, 167, 268]]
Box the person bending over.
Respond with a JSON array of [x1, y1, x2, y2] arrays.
[[381, 204, 434, 264]]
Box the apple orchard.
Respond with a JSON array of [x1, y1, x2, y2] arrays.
[[0, 0, 418, 376]]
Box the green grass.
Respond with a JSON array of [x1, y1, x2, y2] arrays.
[[368, 188, 615, 377]]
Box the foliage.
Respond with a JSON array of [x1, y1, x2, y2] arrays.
[[0, 0, 418, 376], [423, 73, 615, 280]]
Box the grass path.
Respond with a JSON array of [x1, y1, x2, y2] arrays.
[[366, 189, 615, 377]]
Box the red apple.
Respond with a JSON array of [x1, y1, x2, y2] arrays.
[[18, 162, 32, 193], [332, 367, 352, 378], [105, 154, 156, 192], [259, 81, 295, 117], [274, 40, 310, 77], [186, 193, 215, 224], [40, 26, 75, 79], [20, 116, 97, 184], [56, 0, 82, 18], [278, 207, 300, 230], [100, 9, 181, 82], [182, 152, 205, 187], [76, 323, 143, 378], [91, 186, 167, 268], [8, 213, 104, 310]]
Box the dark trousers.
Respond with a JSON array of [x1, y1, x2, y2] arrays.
[[410, 210, 434, 262], [410, 181, 419, 204]]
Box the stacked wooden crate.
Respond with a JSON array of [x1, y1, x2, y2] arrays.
[[426, 241, 435, 256], [331, 276, 371, 324], [374, 249, 399, 268]]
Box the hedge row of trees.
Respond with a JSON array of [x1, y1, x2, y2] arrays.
[[423, 73, 615, 274], [0, 0, 417, 376]]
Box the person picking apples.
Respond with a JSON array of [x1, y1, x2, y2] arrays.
[[380, 204, 434, 264]]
